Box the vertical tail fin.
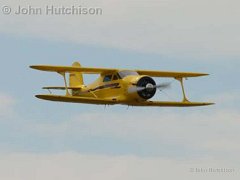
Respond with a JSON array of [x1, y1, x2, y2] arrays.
[[69, 62, 84, 87]]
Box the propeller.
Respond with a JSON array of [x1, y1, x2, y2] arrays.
[[155, 82, 171, 90], [128, 82, 171, 94]]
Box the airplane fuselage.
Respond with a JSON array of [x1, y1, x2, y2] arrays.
[[73, 71, 156, 103]]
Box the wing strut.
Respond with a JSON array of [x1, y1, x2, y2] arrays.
[[58, 72, 70, 96], [175, 78, 189, 102]]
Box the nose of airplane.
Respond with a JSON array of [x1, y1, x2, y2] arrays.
[[136, 76, 156, 99]]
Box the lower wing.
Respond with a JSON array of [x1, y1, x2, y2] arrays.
[[35, 95, 214, 107], [128, 101, 214, 107], [35, 95, 116, 105]]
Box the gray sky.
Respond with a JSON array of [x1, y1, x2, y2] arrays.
[[0, 0, 239, 179]]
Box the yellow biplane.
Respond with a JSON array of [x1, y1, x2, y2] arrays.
[[30, 62, 214, 107]]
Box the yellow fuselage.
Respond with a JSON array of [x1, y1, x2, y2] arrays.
[[74, 74, 146, 103]]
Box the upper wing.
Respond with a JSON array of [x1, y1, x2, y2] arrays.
[[136, 70, 208, 78], [129, 101, 214, 107], [30, 65, 208, 77], [30, 65, 118, 74], [35, 94, 117, 105]]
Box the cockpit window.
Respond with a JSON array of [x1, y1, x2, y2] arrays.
[[118, 70, 139, 78], [103, 75, 112, 82]]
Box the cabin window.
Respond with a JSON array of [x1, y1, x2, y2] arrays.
[[103, 75, 112, 82], [112, 74, 119, 80]]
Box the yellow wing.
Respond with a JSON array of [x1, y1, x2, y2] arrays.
[[36, 95, 213, 107], [35, 95, 117, 105], [136, 70, 208, 78], [30, 65, 117, 74], [130, 101, 214, 107], [30, 65, 208, 77]]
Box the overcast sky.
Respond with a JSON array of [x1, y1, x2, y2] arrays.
[[0, 0, 240, 179]]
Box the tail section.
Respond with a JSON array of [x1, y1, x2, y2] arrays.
[[69, 62, 84, 96], [69, 62, 84, 87]]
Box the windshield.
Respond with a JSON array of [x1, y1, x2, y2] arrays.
[[118, 70, 139, 78]]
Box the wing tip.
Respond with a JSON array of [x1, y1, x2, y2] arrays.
[[35, 94, 44, 99], [30, 65, 41, 70], [193, 73, 209, 77], [35, 94, 57, 101], [202, 102, 215, 106], [35, 94, 53, 99]]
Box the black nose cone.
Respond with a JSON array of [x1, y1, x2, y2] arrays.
[[137, 76, 156, 99]]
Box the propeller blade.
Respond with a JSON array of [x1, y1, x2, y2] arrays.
[[128, 82, 171, 93], [155, 82, 171, 89], [128, 86, 145, 93]]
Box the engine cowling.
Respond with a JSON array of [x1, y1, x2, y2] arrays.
[[137, 76, 156, 100]]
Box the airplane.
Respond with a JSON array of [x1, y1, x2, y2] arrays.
[[30, 62, 214, 107]]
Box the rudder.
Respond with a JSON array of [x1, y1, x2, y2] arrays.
[[69, 62, 84, 87]]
